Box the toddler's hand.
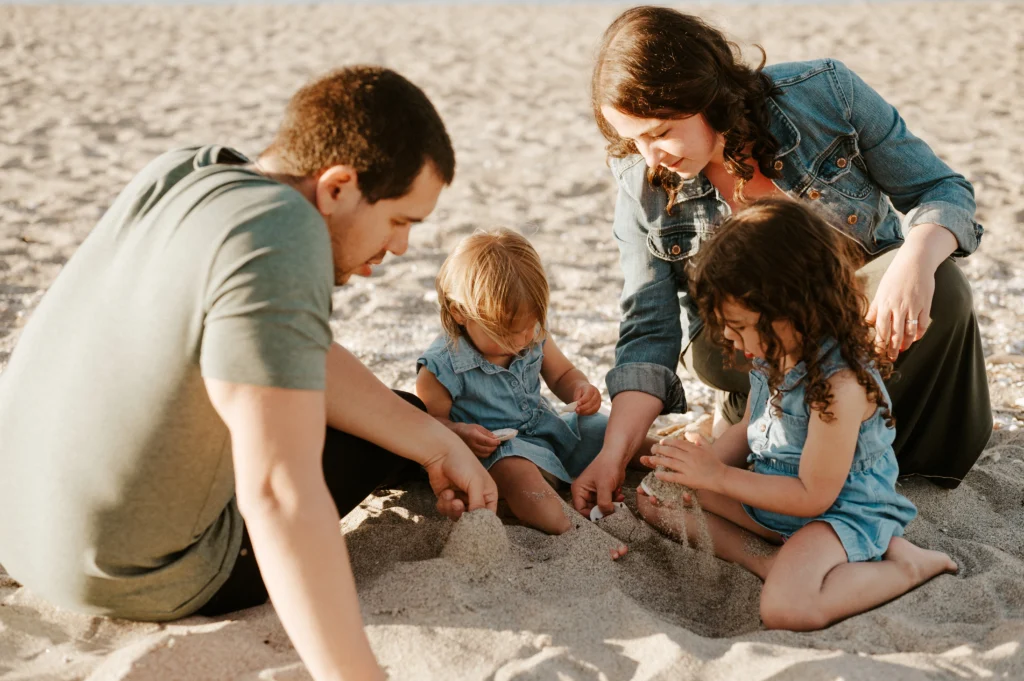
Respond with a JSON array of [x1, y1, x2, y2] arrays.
[[572, 383, 602, 416], [453, 423, 501, 458]]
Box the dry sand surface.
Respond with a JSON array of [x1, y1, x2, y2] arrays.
[[2, 2, 1023, 679]]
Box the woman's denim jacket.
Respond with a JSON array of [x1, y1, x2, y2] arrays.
[[607, 58, 983, 415]]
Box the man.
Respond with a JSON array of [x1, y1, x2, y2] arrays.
[[0, 66, 496, 681]]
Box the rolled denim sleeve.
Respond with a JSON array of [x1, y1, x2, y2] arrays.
[[833, 59, 983, 256], [606, 180, 687, 415]]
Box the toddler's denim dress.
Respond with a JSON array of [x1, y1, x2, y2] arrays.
[[742, 339, 917, 562], [417, 335, 607, 483]]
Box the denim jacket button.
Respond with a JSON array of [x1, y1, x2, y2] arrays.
[[847, 213, 858, 225], [510, 378, 519, 387], [836, 157, 848, 169], [670, 244, 681, 256], [773, 160, 784, 171], [807, 189, 821, 200]]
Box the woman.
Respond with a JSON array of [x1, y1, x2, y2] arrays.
[[571, 6, 991, 516]]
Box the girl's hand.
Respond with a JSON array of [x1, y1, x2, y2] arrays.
[[451, 423, 500, 458], [641, 436, 726, 492], [572, 382, 602, 416]]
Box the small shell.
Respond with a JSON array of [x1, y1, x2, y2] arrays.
[[589, 501, 627, 521], [559, 401, 578, 414], [492, 428, 518, 442], [639, 479, 654, 497]]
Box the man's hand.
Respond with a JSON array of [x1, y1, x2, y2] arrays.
[[571, 382, 603, 416], [423, 442, 498, 521], [451, 422, 501, 457], [571, 449, 626, 517]]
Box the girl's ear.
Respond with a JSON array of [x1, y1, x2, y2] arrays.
[[449, 307, 467, 326]]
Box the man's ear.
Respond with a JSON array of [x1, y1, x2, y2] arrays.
[[314, 165, 361, 217]]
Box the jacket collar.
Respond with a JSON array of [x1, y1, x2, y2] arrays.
[[766, 96, 801, 158], [676, 96, 800, 206]]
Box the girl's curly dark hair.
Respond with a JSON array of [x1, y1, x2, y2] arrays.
[[689, 198, 894, 426], [592, 6, 781, 212]]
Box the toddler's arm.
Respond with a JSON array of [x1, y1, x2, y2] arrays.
[[645, 370, 870, 517], [540, 336, 602, 415], [415, 368, 500, 457]]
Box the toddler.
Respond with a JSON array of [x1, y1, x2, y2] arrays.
[[417, 228, 607, 534]]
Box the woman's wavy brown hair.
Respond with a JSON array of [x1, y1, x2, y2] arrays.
[[592, 7, 780, 211], [689, 199, 894, 425]]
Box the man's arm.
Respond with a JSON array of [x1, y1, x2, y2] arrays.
[[325, 342, 498, 517], [204, 378, 382, 681]]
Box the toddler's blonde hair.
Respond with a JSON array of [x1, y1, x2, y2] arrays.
[[436, 228, 549, 354]]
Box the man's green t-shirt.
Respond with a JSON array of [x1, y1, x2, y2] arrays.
[[0, 146, 334, 620]]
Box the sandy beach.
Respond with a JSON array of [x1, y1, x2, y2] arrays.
[[2, 2, 1023, 679]]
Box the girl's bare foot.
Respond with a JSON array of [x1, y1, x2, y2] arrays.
[[610, 544, 628, 560], [884, 536, 959, 583]]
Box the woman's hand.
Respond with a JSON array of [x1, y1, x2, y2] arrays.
[[865, 223, 956, 360], [571, 448, 626, 516], [641, 436, 726, 492], [451, 423, 500, 457], [571, 382, 603, 416], [865, 248, 933, 360]]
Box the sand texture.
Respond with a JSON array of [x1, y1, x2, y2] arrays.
[[1, 2, 1023, 679]]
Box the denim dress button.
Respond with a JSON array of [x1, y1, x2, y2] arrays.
[[773, 160, 784, 171], [836, 157, 848, 168], [847, 214, 858, 225], [807, 188, 821, 200]]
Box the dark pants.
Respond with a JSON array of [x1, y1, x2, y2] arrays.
[[197, 391, 424, 616], [682, 253, 992, 489]]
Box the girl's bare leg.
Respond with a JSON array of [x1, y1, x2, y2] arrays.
[[760, 521, 958, 631], [636, 487, 782, 579], [490, 456, 570, 535]]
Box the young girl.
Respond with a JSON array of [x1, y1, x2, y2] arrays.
[[417, 228, 608, 534], [638, 199, 957, 631]]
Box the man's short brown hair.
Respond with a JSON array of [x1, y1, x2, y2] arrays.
[[263, 66, 455, 202]]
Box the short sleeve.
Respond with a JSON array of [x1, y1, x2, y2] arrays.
[[417, 338, 464, 400], [200, 187, 333, 390]]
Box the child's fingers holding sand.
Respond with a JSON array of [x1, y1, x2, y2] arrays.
[[642, 439, 726, 491]]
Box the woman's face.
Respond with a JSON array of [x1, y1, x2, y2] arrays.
[[600, 106, 725, 180]]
